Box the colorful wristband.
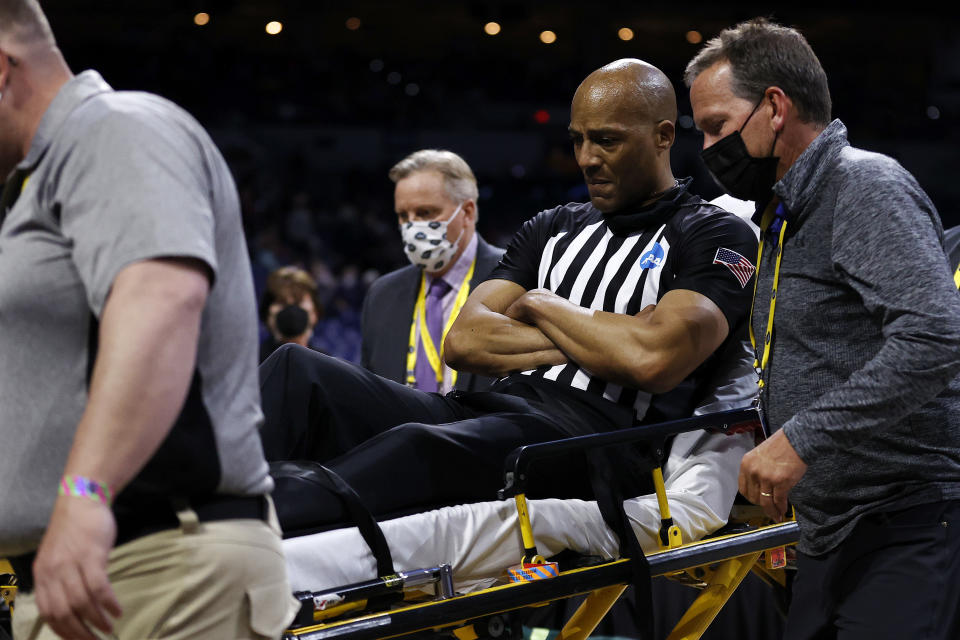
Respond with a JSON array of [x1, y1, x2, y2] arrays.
[[58, 475, 114, 506]]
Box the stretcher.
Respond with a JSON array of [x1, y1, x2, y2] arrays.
[[280, 406, 800, 640]]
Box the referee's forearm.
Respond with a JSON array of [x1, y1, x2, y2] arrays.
[[527, 289, 728, 394], [444, 315, 564, 375]]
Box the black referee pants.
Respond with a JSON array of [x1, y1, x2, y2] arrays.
[[785, 499, 960, 640], [258, 344, 637, 525]]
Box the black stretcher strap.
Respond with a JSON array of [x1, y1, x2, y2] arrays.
[[277, 461, 395, 578], [586, 447, 655, 640]]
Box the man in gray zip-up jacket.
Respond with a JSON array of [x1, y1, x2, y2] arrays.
[[686, 18, 960, 640]]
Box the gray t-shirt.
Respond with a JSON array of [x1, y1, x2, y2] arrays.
[[0, 71, 271, 556], [754, 120, 960, 555]]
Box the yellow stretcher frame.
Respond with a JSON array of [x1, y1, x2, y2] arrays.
[[282, 520, 799, 640]]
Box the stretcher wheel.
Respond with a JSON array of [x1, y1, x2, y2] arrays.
[[486, 615, 505, 637]]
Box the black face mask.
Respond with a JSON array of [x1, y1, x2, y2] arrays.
[[275, 304, 309, 338], [701, 98, 780, 203]]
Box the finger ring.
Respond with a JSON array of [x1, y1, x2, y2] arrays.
[[760, 491, 772, 497]]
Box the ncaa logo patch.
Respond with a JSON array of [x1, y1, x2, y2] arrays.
[[639, 242, 665, 269]]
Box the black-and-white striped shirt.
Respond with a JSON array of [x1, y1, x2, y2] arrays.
[[489, 184, 757, 427]]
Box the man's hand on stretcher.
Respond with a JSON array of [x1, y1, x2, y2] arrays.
[[739, 429, 807, 522]]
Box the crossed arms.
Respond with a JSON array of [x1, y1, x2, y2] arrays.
[[444, 279, 729, 395]]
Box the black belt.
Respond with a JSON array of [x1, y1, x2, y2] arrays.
[[8, 494, 269, 594]]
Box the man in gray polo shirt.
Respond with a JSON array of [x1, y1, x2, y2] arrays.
[[687, 18, 960, 640], [0, 2, 296, 638]]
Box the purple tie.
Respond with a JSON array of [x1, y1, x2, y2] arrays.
[[415, 278, 452, 392]]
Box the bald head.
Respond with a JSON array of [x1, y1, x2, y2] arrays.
[[568, 59, 679, 213], [0, 0, 55, 48], [573, 58, 677, 127]]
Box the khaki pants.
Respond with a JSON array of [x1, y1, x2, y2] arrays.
[[14, 498, 299, 640]]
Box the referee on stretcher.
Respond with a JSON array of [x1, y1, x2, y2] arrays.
[[258, 58, 758, 530]]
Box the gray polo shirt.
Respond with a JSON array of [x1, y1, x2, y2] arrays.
[[754, 119, 960, 555], [0, 71, 271, 556]]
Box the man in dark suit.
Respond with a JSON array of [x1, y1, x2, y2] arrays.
[[361, 149, 505, 393]]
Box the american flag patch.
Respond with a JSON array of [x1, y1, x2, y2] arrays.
[[713, 247, 755, 288]]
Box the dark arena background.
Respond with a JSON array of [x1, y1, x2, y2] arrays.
[[43, 2, 960, 360]]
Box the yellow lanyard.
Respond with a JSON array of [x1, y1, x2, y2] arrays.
[[748, 202, 789, 390], [953, 263, 960, 290], [405, 257, 476, 389]]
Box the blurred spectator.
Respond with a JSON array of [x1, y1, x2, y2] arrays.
[[313, 264, 364, 364], [284, 191, 327, 264], [259, 266, 326, 362]]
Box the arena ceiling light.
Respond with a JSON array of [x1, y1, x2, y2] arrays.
[[193, 12, 210, 26], [484, 22, 501, 36], [539, 30, 557, 44], [618, 27, 634, 41], [266, 20, 283, 35]]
